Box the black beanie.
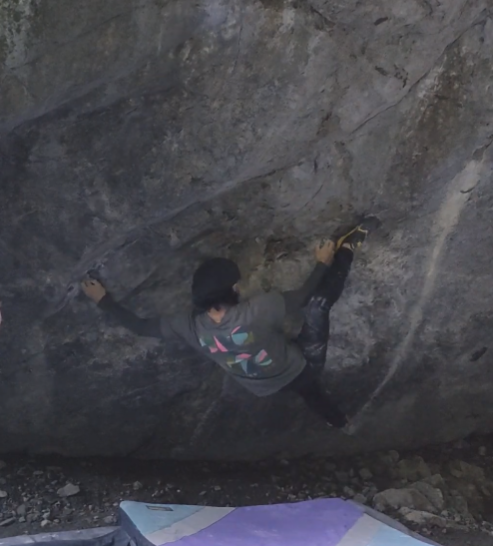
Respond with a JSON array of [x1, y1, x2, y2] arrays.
[[192, 257, 241, 308]]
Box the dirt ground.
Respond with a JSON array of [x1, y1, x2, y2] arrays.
[[1, 436, 493, 546]]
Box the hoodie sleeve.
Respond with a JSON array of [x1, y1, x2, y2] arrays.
[[98, 293, 175, 339]]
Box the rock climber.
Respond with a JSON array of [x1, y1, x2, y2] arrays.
[[81, 218, 380, 429]]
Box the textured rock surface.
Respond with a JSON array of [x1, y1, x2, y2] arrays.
[[0, 0, 493, 459], [373, 488, 436, 513]]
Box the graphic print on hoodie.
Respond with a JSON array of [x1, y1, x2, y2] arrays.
[[198, 325, 273, 377]]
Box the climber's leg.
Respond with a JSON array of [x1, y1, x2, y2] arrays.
[[297, 216, 381, 372], [288, 362, 347, 427], [296, 247, 354, 374], [290, 249, 352, 428], [291, 217, 381, 428]]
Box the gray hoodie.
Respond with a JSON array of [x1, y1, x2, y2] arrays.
[[170, 291, 306, 396]]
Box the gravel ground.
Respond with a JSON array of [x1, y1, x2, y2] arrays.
[[1, 436, 493, 546]]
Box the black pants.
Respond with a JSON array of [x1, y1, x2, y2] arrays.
[[289, 248, 353, 427]]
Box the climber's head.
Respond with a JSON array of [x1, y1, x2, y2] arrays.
[[192, 257, 241, 313]]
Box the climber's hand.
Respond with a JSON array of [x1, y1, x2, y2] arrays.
[[81, 278, 106, 304], [315, 239, 335, 266]]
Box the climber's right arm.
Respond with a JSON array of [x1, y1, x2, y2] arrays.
[[97, 294, 163, 338], [81, 278, 172, 339]]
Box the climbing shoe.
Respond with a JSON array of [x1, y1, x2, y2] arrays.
[[335, 216, 381, 251]]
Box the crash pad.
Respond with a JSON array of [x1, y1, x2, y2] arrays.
[[118, 498, 440, 546]]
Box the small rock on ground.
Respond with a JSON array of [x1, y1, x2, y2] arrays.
[[409, 481, 444, 511], [399, 508, 448, 528], [359, 468, 373, 481], [16, 505, 26, 517], [394, 457, 432, 482], [373, 488, 436, 513], [57, 483, 80, 497], [353, 493, 367, 505]]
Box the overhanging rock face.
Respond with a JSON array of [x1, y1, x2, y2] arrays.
[[0, 0, 492, 459]]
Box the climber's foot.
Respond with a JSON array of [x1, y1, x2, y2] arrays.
[[335, 216, 381, 251]]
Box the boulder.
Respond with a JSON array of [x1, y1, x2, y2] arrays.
[[1, 0, 493, 459]]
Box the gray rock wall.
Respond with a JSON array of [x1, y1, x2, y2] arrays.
[[0, 0, 492, 459]]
